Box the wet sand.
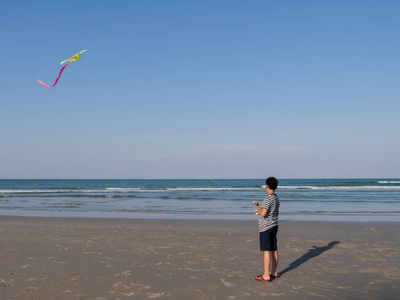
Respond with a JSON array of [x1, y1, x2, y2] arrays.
[[0, 216, 399, 299]]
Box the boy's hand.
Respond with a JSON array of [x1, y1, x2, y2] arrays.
[[254, 209, 260, 215], [253, 201, 259, 206]]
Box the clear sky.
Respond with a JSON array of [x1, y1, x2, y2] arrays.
[[1, 0, 399, 179]]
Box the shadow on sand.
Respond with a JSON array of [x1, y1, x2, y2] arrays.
[[279, 241, 340, 277]]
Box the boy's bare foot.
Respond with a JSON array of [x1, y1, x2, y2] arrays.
[[270, 273, 280, 278]]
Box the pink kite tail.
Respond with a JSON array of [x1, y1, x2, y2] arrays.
[[37, 61, 72, 87]]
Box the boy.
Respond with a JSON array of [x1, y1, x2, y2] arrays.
[[253, 177, 280, 282]]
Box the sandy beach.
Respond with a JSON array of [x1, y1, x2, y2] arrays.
[[0, 217, 399, 299]]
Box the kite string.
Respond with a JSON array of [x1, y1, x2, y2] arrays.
[[83, 67, 243, 199]]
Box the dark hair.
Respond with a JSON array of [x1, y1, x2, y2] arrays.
[[266, 177, 278, 190]]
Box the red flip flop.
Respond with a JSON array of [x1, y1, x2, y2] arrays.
[[255, 275, 271, 282]]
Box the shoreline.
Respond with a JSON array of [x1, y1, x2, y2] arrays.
[[1, 216, 399, 299], [2, 210, 400, 223]]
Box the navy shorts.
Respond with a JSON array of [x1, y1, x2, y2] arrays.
[[259, 226, 278, 251]]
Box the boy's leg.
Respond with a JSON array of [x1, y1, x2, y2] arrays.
[[263, 251, 271, 280], [270, 250, 279, 276], [270, 226, 279, 277]]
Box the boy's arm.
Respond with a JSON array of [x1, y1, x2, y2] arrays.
[[254, 207, 268, 217]]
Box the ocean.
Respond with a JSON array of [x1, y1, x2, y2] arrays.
[[0, 179, 399, 222]]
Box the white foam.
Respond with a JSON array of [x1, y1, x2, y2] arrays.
[[0, 189, 136, 194], [105, 188, 141, 192], [166, 187, 258, 191]]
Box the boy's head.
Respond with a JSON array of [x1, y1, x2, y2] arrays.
[[265, 177, 278, 190]]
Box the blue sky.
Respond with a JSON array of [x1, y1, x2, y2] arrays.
[[1, 0, 399, 179]]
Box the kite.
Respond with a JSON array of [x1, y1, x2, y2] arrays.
[[37, 50, 87, 87]]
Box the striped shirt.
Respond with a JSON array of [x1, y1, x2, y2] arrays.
[[258, 194, 280, 232]]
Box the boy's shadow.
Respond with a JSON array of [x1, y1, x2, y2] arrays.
[[279, 241, 340, 277]]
